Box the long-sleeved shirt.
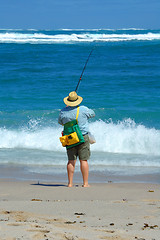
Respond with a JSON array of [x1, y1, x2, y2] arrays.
[[58, 105, 95, 135]]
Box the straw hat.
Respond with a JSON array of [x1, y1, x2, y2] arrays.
[[63, 91, 83, 107]]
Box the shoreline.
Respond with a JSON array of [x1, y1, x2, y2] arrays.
[[0, 179, 160, 240], [0, 163, 160, 185]]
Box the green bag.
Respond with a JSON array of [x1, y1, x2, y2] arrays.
[[62, 107, 85, 149]]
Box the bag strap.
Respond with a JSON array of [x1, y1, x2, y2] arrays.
[[76, 106, 79, 123]]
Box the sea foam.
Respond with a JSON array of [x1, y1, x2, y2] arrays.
[[0, 32, 160, 44], [0, 119, 159, 156], [89, 119, 160, 156]]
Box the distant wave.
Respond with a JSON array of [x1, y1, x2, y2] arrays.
[[0, 28, 148, 31], [0, 31, 160, 44], [60, 28, 147, 31]]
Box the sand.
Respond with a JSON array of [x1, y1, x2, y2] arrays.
[[0, 179, 160, 240]]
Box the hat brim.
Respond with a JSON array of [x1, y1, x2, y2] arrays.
[[63, 96, 83, 106]]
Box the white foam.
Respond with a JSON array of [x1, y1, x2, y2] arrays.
[[0, 119, 160, 168], [0, 126, 64, 151], [0, 32, 160, 44], [0, 119, 159, 156], [90, 119, 160, 156]]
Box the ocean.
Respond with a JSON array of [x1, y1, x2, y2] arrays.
[[0, 29, 160, 183]]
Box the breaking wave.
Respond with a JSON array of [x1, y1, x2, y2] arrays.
[[0, 118, 159, 156], [0, 31, 160, 44]]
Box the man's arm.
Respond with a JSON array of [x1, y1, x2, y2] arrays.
[[84, 106, 95, 119]]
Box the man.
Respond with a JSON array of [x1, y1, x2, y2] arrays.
[[58, 91, 95, 187]]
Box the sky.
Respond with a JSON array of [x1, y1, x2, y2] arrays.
[[0, 0, 160, 29]]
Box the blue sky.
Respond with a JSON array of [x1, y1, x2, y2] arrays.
[[1, 0, 160, 29]]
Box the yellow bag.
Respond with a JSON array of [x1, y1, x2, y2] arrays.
[[67, 131, 79, 145], [60, 132, 79, 147], [59, 135, 68, 147]]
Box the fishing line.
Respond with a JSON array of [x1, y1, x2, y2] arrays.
[[75, 46, 95, 93]]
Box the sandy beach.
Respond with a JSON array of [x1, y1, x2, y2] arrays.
[[0, 179, 160, 240]]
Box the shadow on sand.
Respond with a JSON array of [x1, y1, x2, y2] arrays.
[[31, 182, 67, 187]]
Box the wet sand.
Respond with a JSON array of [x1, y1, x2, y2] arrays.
[[0, 179, 160, 240]]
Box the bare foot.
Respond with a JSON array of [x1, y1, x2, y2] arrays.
[[68, 184, 73, 187], [82, 184, 90, 187]]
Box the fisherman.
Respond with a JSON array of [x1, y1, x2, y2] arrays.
[[58, 91, 95, 187]]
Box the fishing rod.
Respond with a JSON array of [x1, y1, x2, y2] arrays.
[[75, 47, 95, 93]]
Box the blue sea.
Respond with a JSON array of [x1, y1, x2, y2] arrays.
[[0, 29, 160, 183]]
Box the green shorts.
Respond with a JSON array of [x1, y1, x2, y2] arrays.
[[67, 134, 90, 161]]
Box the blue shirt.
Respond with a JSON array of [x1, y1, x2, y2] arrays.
[[58, 105, 95, 135]]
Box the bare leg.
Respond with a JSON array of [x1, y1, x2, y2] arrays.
[[80, 160, 90, 187], [67, 160, 76, 187]]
